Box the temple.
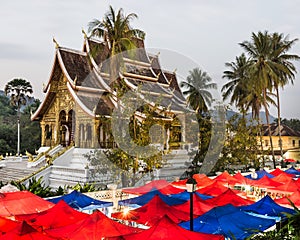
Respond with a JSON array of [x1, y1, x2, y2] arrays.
[[30, 34, 194, 187]]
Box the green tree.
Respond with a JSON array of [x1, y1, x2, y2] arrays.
[[217, 114, 261, 172], [268, 33, 299, 158], [4, 79, 33, 156], [180, 68, 217, 114]]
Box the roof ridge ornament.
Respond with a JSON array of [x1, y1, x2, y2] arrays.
[[53, 37, 59, 49], [82, 29, 88, 39]]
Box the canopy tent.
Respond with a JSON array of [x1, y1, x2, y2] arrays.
[[270, 168, 288, 177], [0, 215, 20, 234], [197, 181, 229, 197], [179, 204, 276, 240], [170, 190, 212, 201], [118, 189, 185, 207], [272, 172, 294, 184], [0, 191, 54, 217], [112, 195, 191, 227], [122, 180, 183, 195], [245, 169, 275, 180], [16, 200, 89, 230], [204, 189, 253, 207], [273, 179, 299, 194], [47, 190, 112, 210], [172, 194, 214, 216], [285, 166, 300, 176], [45, 210, 139, 240], [0, 221, 57, 240], [123, 215, 225, 240], [275, 190, 300, 207], [213, 171, 240, 186], [240, 195, 295, 218], [284, 158, 297, 163], [233, 172, 256, 186], [250, 175, 282, 189], [171, 174, 214, 189]]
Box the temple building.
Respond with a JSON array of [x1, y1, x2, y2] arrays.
[[30, 34, 194, 188]]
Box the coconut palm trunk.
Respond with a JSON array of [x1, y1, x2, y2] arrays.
[[275, 87, 283, 159], [263, 89, 276, 168]]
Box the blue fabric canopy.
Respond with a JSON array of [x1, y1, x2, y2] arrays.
[[179, 204, 276, 240], [240, 195, 295, 218], [170, 190, 213, 201], [285, 167, 300, 176], [48, 190, 112, 210], [245, 169, 274, 180], [119, 188, 185, 206]]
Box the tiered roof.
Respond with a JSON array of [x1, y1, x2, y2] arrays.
[[32, 36, 187, 121]]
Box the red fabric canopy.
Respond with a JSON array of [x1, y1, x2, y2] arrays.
[[0, 191, 54, 217], [122, 215, 225, 240], [251, 175, 282, 188], [275, 190, 300, 207], [46, 210, 139, 240], [112, 195, 191, 226], [197, 181, 229, 196], [0, 221, 57, 240], [213, 171, 240, 186], [204, 189, 253, 207], [172, 194, 214, 216], [171, 174, 214, 189], [0, 215, 20, 234], [16, 200, 89, 230], [122, 180, 184, 195], [270, 168, 291, 177], [233, 172, 256, 186], [272, 173, 293, 184], [274, 179, 299, 193]]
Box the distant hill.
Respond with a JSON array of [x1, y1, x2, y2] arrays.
[[226, 110, 276, 124]]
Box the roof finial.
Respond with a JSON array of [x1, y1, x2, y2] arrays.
[[82, 29, 88, 39], [53, 37, 59, 49], [173, 68, 177, 74], [156, 52, 160, 57]]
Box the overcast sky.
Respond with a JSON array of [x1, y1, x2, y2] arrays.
[[1, 1, 300, 119]]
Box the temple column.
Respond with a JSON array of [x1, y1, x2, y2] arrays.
[[177, 114, 186, 142], [40, 120, 46, 146]]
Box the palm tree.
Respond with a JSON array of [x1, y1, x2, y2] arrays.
[[180, 68, 217, 114], [239, 31, 299, 168], [269, 32, 299, 158], [5, 78, 33, 156], [88, 6, 145, 82]]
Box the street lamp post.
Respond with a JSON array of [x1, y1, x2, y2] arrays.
[[186, 171, 197, 231]]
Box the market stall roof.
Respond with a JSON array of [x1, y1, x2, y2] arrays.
[[213, 171, 240, 185], [16, 200, 89, 230], [285, 166, 300, 176], [233, 172, 256, 186], [204, 189, 253, 207], [0, 221, 57, 240], [179, 204, 276, 240], [123, 215, 225, 240], [272, 172, 294, 184], [270, 168, 287, 176], [112, 195, 191, 226], [47, 190, 112, 210], [275, 190, 300, 207], [170, 190, 212, 201], [245, 169, 275, 180], [273, 179, 299, 194], [250, 175, 282, 189], [240, 195, 295, 218], [122, 180, 184, 195], [172, 194, 214, 216], [0, 191, 54, 217], [196, 181, 229, 197], [118, 189, 185, 206], [45, 210, 139, 240]]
